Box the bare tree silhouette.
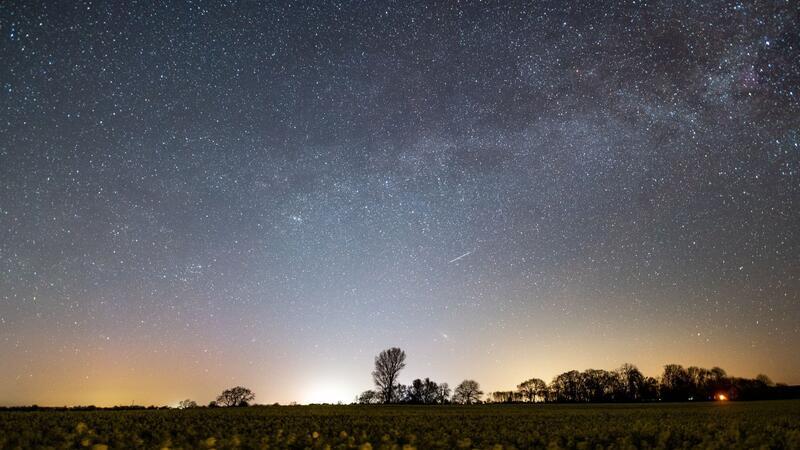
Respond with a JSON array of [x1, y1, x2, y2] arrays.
[[216, 386, 255, 407], [405, 378, 446, 404], [517, 378, 547, 403], [356, 390, 380, 404], [453, 380, 483, 404], [661, 364, 691, 401], [372, 347, 406, 403], [616, 363, 645, 401], [437, 382, 451, 404], [178, 399, 197, 409]]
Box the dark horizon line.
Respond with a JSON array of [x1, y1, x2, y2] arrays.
[[4, 394, 800, 411], [3, 360, 800, 409]]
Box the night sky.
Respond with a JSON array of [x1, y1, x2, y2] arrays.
[[1, 0, 798, 406]]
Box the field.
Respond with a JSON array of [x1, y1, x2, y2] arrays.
[[1, 401, 799, 449]]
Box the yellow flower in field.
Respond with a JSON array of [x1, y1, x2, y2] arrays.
[[402, 445, 417, 450], [312, 431, 320, 439], [91, 445, 108, 450], [339, 431, 348, 439], [358, 443, 372, 450], [76, 422, 89, 434], [204, 436, 217, 447], [81, 437, 91, 447], [456, 437, 472, 448]]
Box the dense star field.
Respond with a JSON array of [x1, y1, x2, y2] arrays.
[[1, 1, 799, 406]]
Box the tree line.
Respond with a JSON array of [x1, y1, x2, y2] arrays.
[[3, 348, 797, 410], [357, 347, 797, 404]]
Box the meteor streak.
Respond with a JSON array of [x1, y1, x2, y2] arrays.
[[448, 251, 473, 264]]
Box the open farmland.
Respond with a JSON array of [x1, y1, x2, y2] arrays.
[[1, 400, 799, 449]]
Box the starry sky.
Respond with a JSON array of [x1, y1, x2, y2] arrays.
[[1, 0, 798, 406]]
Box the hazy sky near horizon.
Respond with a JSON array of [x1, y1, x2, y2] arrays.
[[1, 0, 799, 406]]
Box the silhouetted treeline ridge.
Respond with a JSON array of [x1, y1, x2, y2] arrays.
[[358, 348, 800, 404], [2, 350, 798, 410]]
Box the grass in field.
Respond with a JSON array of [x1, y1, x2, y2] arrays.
[[1, 400, 799, 449]]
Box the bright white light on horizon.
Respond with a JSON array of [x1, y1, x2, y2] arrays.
[[303, 380, 356, 404]]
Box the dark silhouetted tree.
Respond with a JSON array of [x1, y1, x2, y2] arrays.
[[406, 378, 443, 404], [216, 386, 255, 407], [453, 380, 483, 404], [372, 347, 406, 403], [178, 399, 197, 409], [421, 378, 440, 404], [580, 369, 618, 402], [436, 382, 451, 404], [641, 376, 660, 400], [687, 366, 712, 399], [395, 384, 409, 403], [517, 378, 547, 403], [356, 390, 380, 404], [737, 373, 776, 399], [550, 370, 582, 402], [708, 366, 729, 394], [407, 379, 425, 404], [660, 364, 691, 401], [616, 363, 645, 401], [489, 391, 521, 403], [756, 374, 773, 387]]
